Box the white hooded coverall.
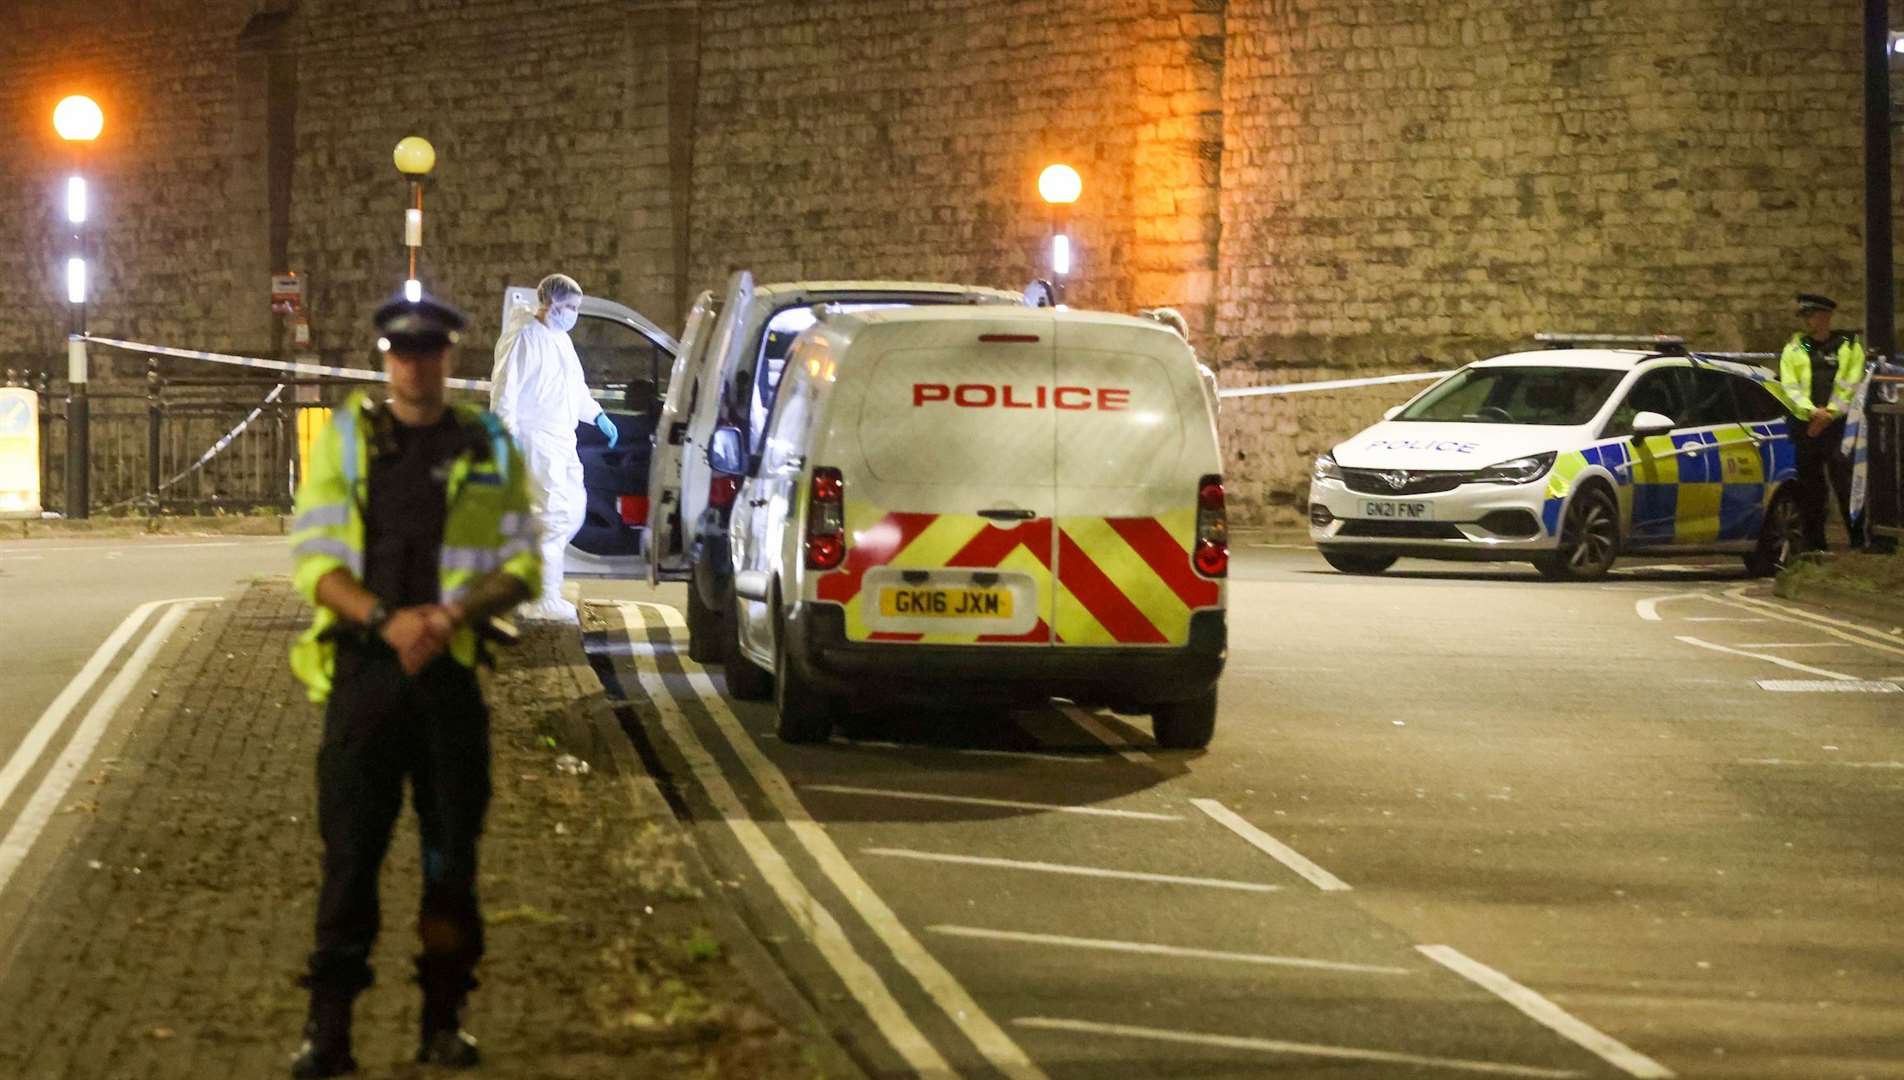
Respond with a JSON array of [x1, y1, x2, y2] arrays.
[[491, 303, 604, 619]]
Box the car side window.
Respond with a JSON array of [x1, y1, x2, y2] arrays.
[[1733, 375, 1788, 423], [1605, 368, 1688, 438], [1683, 367, 1741, 427], [571, 315, 669, 419]]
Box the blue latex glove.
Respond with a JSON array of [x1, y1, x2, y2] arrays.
[[595, 413, 619, 448]]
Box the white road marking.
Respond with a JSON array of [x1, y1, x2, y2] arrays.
[[1715, 588, 1904, 658], [1418, 945, 1675, 1079], [1682, 616, 1765, 623], [828, 737, 1097, 765], [1738, 758, 1904, 769], [626, 599, 685, 629], [609, 602, 1049, 1080], [1731, 642, 1843, 649], [1673, 636, 1856, 680], [1754, 679, 1900, 693], [600, 613, 957, 1078], [0, 554, 44, 561], [0, 599, 209, 894], [1057, 704, 1153, 763], [862, 847, 1283, 893], [0, 598, 175, 812], [1634, 592, 1710, 622], [0, 540, 258, 554], [1011, 1017, 1583, 1079], [927, 925, 1413, 975], [802, 783, 1182, 821], [1190, 798, 1352, 892]]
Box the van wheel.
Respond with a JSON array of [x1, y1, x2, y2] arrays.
[[722, 609, 773, 700], [1534, 485, 1619, 581], [1150, 688, 1217, 750], [1320, 549, 1397, 575], [775, 611, 834, 744], [686, 583, 720, 663], [1744, 487, 1803, 578]]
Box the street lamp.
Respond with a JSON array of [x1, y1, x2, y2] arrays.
[[55, 94, 102, 519], [1038, 164, 1082, 301], [394, 136, 436, 300]]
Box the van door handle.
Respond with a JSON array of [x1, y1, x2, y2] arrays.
[[978, 508, 1036, 521]]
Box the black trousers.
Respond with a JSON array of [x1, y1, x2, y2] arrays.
[[1793, 417, 1863, 550], [306, 638, 491, 1008]]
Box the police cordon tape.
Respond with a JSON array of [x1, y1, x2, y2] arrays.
[[97, 381, 289, 514], [84, 334, 1463, 400]]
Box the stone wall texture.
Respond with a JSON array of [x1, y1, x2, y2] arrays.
[[0, 0, 1891, 521]]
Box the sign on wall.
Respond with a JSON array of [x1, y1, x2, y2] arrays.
[[0, 387, 41, 517]]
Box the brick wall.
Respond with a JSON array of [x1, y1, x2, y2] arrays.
[[0, 0, 260, 374], [1215, 0, 1887, 521], [4, 0, 1896, 522]]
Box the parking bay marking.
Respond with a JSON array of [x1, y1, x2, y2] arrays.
[[1191, 798, 1352, 892], [607, 602, 1050, 1080], [1673, 636, 1858, 681], [928, 926, 1413, 976], [1057, 704, 1153, 763], [825, 737, 1099, 765], [861, 847, 1283, 893], [1011, 1017, 1583, 1079], [0, 599, 213, 895], [1714, 588, 1904, 660], [802, 783, 1183, 821], [599, 612, 957, 1078], [1418, 945, 1674, 1079], [1753, 679, 1900, 693]]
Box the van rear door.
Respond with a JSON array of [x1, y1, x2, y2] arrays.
[[832, 318, 1057, 645], [1052, 322, 1219, 646], [647, 290, 718, 584]]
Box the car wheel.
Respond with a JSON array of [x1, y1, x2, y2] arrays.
[[722, 603, 773, 700], [1743, 486, 1803, 577], [1320, 549, 1398, 575], [1150, 687, 1217, 750], [685, 580, 720, 663], [1535, 485, 1619, 581], [774, 606, 834, 744]]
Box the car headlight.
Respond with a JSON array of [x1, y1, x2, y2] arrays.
[[1472, 451, 1556, 485], [1312, 452, 1343, 482]]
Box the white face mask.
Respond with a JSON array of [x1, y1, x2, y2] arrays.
[[548, 307, 579, 333]]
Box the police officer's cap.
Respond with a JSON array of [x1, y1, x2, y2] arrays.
[[1795, 292, 1838, 314], [374, 293, 468, 353]]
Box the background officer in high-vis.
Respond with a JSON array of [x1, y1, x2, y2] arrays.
[[1779, 293, 1867, 551], [286, 293, 539, 1077]]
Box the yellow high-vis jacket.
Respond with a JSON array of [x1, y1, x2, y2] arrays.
[[1778, 333, 1865, 421], [288, 391, 540, 701]]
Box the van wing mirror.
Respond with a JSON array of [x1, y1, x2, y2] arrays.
[[734, 570, 770, 603], [1631, 411, 1676, 438], [708, 426, 746, 474]]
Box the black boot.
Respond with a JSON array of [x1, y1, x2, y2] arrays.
[[416, 982, 480, 1068], [289, 995, 357, 1078]]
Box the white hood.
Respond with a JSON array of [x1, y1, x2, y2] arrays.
[[1332, 421, 1581, 471]]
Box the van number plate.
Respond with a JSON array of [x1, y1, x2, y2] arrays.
[[1360, 500, 1432, 520], [879, 587, 1014, 619]]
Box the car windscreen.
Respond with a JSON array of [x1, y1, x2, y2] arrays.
[[1394, 366, 1623, 426]]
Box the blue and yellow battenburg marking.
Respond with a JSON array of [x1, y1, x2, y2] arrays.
[[1541, 420, 1796, 545]]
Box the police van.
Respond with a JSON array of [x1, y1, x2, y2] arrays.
[[1309, 343, 1804, 579], [717, 306, 1228, 748], [643, 274, 1024, 662]]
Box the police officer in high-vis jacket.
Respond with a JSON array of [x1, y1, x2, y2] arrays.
[[286, 293, 539, 1077], [1779, 292, 1868, 551]]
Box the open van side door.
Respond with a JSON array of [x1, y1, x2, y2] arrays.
[[648, 290, 719, 584], [680, 271, 755, 557]]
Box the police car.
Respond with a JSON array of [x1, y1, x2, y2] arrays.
[[1309, 341, 1805, 580]]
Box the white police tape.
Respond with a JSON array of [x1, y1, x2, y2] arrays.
[[1217, 371, 1447, 399], [81, 335, 494, 392]]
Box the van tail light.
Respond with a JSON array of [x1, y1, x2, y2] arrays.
[[1194, 474, 1228, 578], [805, 467, 847, 570], [708, 473, 741, 511]]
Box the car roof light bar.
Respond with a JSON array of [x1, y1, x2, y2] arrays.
[[1534, 332, 1688, 352]]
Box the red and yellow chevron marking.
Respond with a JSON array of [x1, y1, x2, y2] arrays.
[[814, 503, 1219, 646], [1055, 508, 1218, 646]]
